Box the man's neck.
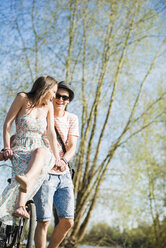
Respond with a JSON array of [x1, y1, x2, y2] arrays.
[[54, 109, 65, 117]]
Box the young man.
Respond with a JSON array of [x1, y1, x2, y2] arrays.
[[34, 81, 79, 248]]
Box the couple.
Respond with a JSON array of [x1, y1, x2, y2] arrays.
[[0, 76, 79, 248]]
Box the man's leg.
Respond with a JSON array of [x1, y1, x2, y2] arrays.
[[35, 221, 50, 248], [48, 171, 75, 248], [33, 174, 57, 248], [48, 218, 74, 248]]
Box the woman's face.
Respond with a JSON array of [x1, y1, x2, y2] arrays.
[[42, 84, 58, 105]]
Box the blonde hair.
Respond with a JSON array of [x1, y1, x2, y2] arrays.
[[26, 75, 57, 107]]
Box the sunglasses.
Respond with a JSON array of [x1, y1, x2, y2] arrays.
[[56, 93, 69, 101]]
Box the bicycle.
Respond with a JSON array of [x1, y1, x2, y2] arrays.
[[0, 164, 36, 248]]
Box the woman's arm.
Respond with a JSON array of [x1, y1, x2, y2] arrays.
[[3, 93, 25, 150], [46, 102, 60, 162]]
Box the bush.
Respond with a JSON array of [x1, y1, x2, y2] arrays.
[[82, 220, 166, 248]]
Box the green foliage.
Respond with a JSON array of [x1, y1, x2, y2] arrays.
[[82, 223, 121, 247], [82, 220, 166, 248]]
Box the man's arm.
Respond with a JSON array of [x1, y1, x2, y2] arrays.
[[53, 135, 78, 171], [62, 135, 78, 162]]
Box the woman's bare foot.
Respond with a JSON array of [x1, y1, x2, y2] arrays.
[[12, 206, 30, 219], [15, 175, 28, 193], [19, 186, 27, 193]]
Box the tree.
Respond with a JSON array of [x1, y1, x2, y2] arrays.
[[0, 0, 166, 247], [99, 89, 166, 247]]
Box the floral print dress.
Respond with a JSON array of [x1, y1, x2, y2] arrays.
[[0, 114, 55, 225]]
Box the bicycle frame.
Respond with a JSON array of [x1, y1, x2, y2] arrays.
[[0, 164, 36, 248]]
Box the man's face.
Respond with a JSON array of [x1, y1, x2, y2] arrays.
[[53, 88, 70, 110]]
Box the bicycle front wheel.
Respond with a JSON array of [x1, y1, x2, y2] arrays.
[[20, 200, 36, 248], [26, 201, 36, 248]]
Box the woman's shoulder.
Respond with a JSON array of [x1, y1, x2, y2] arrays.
[[17, 92, 28, 100], [13, 92, 28, 105]]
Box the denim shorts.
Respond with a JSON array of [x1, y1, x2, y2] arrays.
[[33, 171, 74, 221]]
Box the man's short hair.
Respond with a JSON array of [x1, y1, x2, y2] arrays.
[[58, 81, 74, 101]]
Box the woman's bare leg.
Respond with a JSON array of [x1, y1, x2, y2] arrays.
[[13, 191, 29, 219], [15, 147, 47, 192], [13, 148, 48, 218]]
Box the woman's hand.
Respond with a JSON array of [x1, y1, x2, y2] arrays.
[[2, 148, 13, 160], [0, 152, 5, 161]]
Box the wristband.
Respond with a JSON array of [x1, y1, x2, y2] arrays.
[[62, 157, 68, 164]]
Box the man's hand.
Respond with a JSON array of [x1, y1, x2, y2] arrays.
[[53, 159, 67, 172]]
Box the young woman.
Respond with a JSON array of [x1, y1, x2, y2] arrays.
[[0, 75, 61, 225]]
